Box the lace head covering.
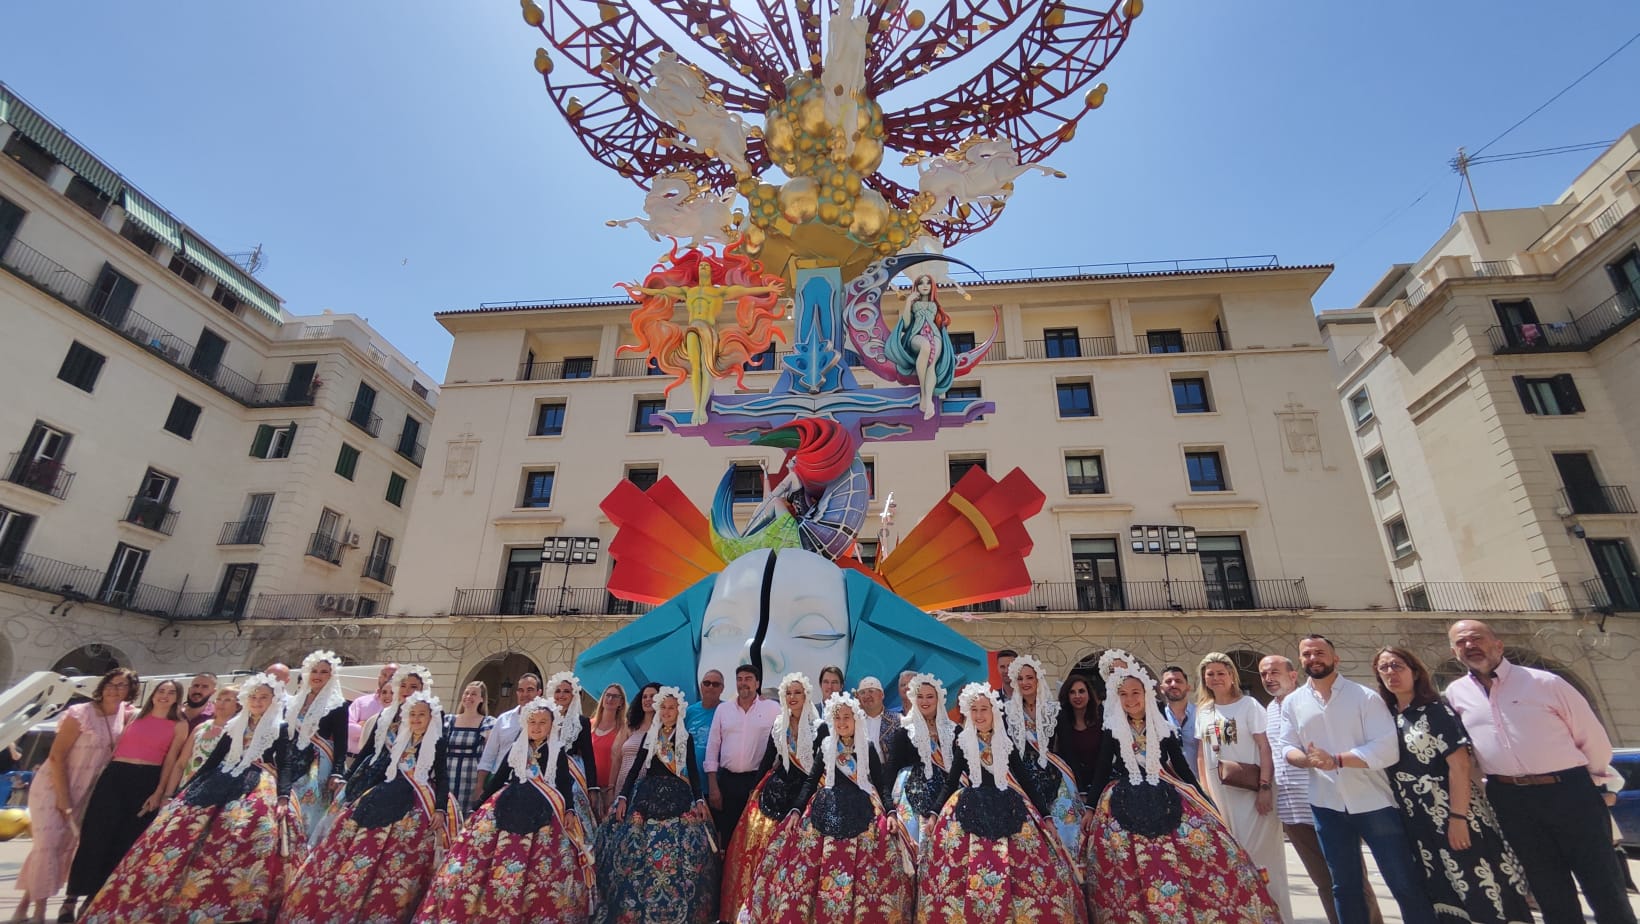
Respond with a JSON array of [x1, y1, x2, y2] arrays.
[[385, 691, 444, 784], [283, 649, 345, 751], [642, 686, 690, 766], [546, 671, 584, 749], [956, 682, 1011, 791], [1005, 654, 1059, 767], [1103, 666, 1172, 785], [507, 696, 562, 783], [1097, 649, 1141, 684], [770, 672, 818, 772], [374, 664, 434, 755], [899, 673, 956, 778], [221, 674, 286, 777], [819, 693, 868, 789]]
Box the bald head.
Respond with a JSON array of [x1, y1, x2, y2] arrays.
[[1449, 619, 1504, 675], [1258, 654, 1299, 699]]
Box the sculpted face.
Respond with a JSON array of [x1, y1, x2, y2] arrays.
[[699, 549, 849, 687]]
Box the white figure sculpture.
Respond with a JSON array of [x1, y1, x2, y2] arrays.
[[607, 172, 738, 246], [614, 51, 755, 175], [822, 0, 871, 156], [912, 137, 1066, 211], [898, 233, 971, 299]]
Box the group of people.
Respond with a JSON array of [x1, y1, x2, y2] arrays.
[[7, 618, 1634, 924]]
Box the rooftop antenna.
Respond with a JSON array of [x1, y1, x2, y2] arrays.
[[1450, 148, 1492, 244], [229, 243, 267, 275]]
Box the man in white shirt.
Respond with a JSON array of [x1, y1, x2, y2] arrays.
[[855, 676, 891, 758], [1278, 635, 1435, 924], [472, 672, 541, 806], [707, 664, 780, 846]]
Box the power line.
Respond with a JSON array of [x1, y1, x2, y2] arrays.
[[1447, 173, 1467, 227], [1473, 29, 1640, 156], [1466, 140, 1617, 167]]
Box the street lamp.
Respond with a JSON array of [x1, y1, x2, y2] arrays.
[[1129, 524, 1198, 610], [542, 535, 601, 615]]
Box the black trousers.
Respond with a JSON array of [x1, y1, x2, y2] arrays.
[[713, 768, 761, 848], [1486, 767, 1637, 924], [67, 761, 163, 899]]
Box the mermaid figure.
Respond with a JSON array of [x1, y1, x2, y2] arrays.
[[883, 274, 955, 418]]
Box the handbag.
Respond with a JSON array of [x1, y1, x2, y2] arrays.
[[1208, 705, 1261, 791]]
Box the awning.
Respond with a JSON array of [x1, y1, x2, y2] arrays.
[[120, 188, 183, 252], [180, 231, 281, 321], [0, 86, 124, 198]]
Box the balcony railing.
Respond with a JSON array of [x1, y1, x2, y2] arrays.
[[122, 496, 178, 536], [1392, 581, 1577, 613], [0, 551, 241, 621], [307, 532, 344, 563], [1486, 323, 1583, 353], [962, 578, 1312, 613], [1471, 259, 1519, 278], [450, 586, 658, 617], [1022, 336, 1118, 360], [1144, 330, 1229, 354], [1571, 289, 1640, 346], [362, 555, 396, 586], [517, 359, 597, 382], [395, 433, 426, 467], [0, 237, 313, 409], [4, 452, 74, 499], [1560, 484, 1636, 516], [217, 519, 268, 546], [251, 592, 391, 620], [347, 403, 382, 437]]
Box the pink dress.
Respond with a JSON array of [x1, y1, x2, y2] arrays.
[[16, 701, 130, 897]]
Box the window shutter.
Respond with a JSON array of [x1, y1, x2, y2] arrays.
[[1553, 374, 1584, 413], [1513, 376, 1537, 414], [250, 424, 273, 457]]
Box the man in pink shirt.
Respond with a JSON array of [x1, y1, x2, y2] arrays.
[[1445, 619, 1635, 924], [345, 662, 398, 756], [706, 664, 780, 846]]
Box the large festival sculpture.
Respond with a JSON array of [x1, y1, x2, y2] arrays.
[[520, 0, 1144, 694]]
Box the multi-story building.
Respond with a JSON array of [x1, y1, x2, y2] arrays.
[[0, 85, 439, 682], [1321, 126, 1640, 623]]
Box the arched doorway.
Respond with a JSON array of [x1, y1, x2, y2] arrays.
[[1432, 646, 1598, 716], [1221, 649, 1270, 706], [51, 643, 128, 678], [468, 652, 543, 716]]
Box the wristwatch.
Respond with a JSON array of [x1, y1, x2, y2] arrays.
[[1257, 781, 1271, 791]]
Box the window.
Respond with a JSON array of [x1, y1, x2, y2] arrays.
[[949, 332, 977, 354], [633, 398, 666, 433], [746, 344, 778, 371], [57, 342, 106, 392], [397, 416, 423, 462], [730, 464, 764, 503], [861, 457, 876, 498], [336, 443, 361, 480], [535, 401, 567, 436], [947, 384, 982, 401], [1185, 450, 1227, 492], [0, 195, 26, 256], [1365, 449, 1392, 489], [0, 506, 37, 569], [522, 470, 555, 508], [1055, 380, 1095, 418], [411, 380, 430, 400], [856, 539, 879, 569], [10, 422, 71, 496], [1402, 585, 1431, 611], [563, 356, 594, 379], [1171, 376, 1211, 413], [284, 363, 317, 403], [2, 132, 54, 181], [100, 543, 149, 605], [625, 466, 659, 491], [365, 534, 394, 584], [1608, 247, 1640, 306], [210, 285, 241, 313], [190, 329, 227, 379], [1146, 329, 1184, 353], [1386, 518, 1414, 559], [1514, 375, 1584, 415], [129, 469, 176, 534], [211, 564, 258, 619], [386, 472, 407, 507], [1072, 538, 1124, 610], [1065, 454, 1106, 495], [225, 493, 273, 545], [163, 396, 201, 439], [349, 382, 379, 434], [119, 218, 160, 255], [250, 423, 297, 459], [167, 253, 202, 286], [1043, 328, 1081, 358], [948, 454, 987, 488], [1555, 452, 1619, 515], [1348, 388, 1374, 426], [309, 509, 344, 563], [87, 264, 138, 325], [64, 175, 110, 220]]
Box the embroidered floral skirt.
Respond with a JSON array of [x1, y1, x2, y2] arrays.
[[278, 802, 441, 924], [744, 806, 915, 924], [289, 747, 336, 848], [720, 775, 784, 921], [1083, 776, 1281, 924], [593, 813, 719, 924], [414, 790, 593, 924], [914, 790, 1085, 924], [80, 769, 296, 924]]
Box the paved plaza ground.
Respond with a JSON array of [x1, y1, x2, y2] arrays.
[[0, 829, 1633, 921]]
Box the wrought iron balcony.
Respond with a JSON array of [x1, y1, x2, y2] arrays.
[[252, 592, 391, 620], [122, 496, 179, 536], [217, 519, 268, 546], [517, 359, 596, 381], [1486, 323, 1582, 353], [1022, 336, 1118, 359], [450, 586, 657, 617], [1144, 330, 1230, 354], [0, 552, 241, 621], [947, 578, 1310, 613], [4, 452, 73, 499], [307, 532, 344, 563], [1560, 484, 1636, 516], [346, 403, 382, 437], [1392, 581, 1577, 614], [395, 432, 425, 467], [362, 555, 396, 586]]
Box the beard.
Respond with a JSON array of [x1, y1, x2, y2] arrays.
[[185, 693, 210, 709], [1304, 661, 1336, 679], [1162, 688, 1185, 702]]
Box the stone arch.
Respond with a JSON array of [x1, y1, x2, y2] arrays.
[[1219, 648, 1271, 706], [51, 642, 132, 677], [1070, 647, 1163, 689], [1432, 646, 1599, 717], [466, 652, 543, 716]]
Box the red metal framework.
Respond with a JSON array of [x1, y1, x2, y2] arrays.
[[527, 0, 1136, 245]]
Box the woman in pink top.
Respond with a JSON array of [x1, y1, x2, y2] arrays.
[[66, 679, 189, 910], [589, 683, 627, 815], [13, 668, 137, 924]]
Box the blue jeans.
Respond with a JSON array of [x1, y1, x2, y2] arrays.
[[1311, 805, 1436, 924]]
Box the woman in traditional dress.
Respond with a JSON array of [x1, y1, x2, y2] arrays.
[[745, 692, 913, 923], [279, 690, 452, 924], [80, 674, 295, 924], [283, 650, 350, 844], [883, 672, 955, 847], [416, 697, 594, 924], [67, 679, 190, 908], [180, 685, 240, 785], [1005, 655, 1088, 857], [1373, 647, 1532, 924], [610, 681, 659, 800], [547, 671, 600, 828], [321, 665, 429, 840], [1084, 666, 1281, 924], [721, 672, 818, 921], [916, 683, 1085, 924], [13, 667, 136, 924], [443, 681, 495, 815], [885, 274, 955, 418], [597, 686, 718, 924], [589, 684, 626, 817], [1195, 651, 1290, 921], [1050, 674, 1103, 798]]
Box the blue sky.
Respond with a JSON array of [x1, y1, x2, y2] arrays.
[[7, 2, 1638, 380]]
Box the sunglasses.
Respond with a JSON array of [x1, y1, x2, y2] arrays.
[[700, 680, 724, 687]]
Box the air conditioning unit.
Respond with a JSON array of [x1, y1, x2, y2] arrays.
[[344, 531, 362, 548], [340, 596, 359, 615], [317, 594, 341, 611]]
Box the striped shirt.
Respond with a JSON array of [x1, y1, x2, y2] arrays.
[[1265, 697, 1312, 826]]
